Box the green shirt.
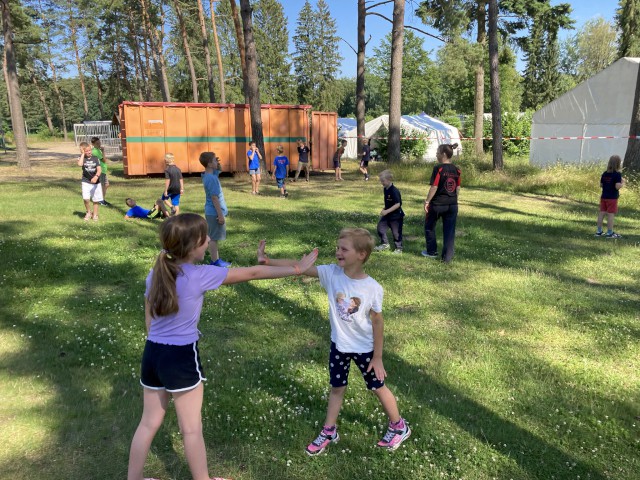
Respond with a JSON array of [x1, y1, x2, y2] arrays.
[[92, 147, 107, 174]]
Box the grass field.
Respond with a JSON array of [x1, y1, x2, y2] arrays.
[[0, 145, 639, 480]]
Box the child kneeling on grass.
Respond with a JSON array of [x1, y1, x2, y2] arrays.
[[127, 213, 318, 480], [258, 227, 411, 456]]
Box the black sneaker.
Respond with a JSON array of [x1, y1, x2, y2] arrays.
[[594, 231, 604, 237], [605, 232, 621, 239], [421, 250, 438, 258]]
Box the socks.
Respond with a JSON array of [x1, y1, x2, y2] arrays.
[[322, 425, 336, 436], [390, 418, 405, 430]]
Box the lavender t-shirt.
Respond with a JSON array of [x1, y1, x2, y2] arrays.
[[145, 264, 228, 345]]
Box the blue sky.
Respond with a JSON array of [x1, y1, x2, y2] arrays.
[[277, 0, 621, 77]]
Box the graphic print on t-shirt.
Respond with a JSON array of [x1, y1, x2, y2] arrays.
[[335, 292, 361, 323], [445, 176, 457, 193]]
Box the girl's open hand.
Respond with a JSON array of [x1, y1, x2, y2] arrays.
[[257, 239, 268, 264], [296, 248, 319, 274]]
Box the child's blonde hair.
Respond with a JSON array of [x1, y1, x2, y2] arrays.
[[276, 145, 284, 154], [379, 169, 393, 181], [338, 227, 375, 263], [607, 155, 622, 173], [164, 153, 175, 165]]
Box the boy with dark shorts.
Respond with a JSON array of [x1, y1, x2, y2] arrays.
[[200, 152, 231, 267], [163, 153, 184, 215]]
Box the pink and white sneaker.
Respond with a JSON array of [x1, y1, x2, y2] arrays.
[[305, 428, 340, 456], [377, 420, 411, 450]]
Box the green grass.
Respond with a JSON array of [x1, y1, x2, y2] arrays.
[[0, 153, 639, 480]]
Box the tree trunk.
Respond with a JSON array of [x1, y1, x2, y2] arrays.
[[174, 0, 199, 102], [239, 0, 265, 171], [488, 0, 503, 170], [623, 63, 640, 172], [474, 0, 486, 158], [1, 0, 29, 167], [87, 38, 105, 119], [230, 0, 249, 103], [68, 1, 89, 119], [356, 0, 366, 153], [157, 3, 171, 101], [141, 0, 170, 101], [37, 0, 67, 140], [197, 0, 216, 102], [388, 0, 405, 164], [128, 14, 148, 101], [210, 0, 226, 104], [30, 70, 55, 133]]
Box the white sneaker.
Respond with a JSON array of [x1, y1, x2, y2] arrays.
[[374, 244, 390, 252]]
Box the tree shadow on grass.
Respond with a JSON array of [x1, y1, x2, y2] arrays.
[[0, 191, 638, 479]]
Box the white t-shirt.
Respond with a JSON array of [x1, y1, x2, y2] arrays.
[[317, 264, 383, 353]]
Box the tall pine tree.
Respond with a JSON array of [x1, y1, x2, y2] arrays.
[[292, 0, 342, 110], [617, 0, 640, 57], [253, 0, 295, 104]]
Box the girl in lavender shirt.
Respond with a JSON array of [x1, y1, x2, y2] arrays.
[[127, 213, 318, 480]]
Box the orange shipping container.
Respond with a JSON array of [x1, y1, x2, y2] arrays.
[[119, 102, 337, 177]]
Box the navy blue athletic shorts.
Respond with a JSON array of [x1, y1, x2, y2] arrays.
[[140, 340, 206, 392]]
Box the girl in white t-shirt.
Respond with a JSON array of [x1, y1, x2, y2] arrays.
[[258, 227, 411, 456]]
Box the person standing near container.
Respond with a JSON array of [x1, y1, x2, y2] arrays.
[[293, 138, 311, 182], [162, 153, 184, 216], [247, 141, 263, 195]]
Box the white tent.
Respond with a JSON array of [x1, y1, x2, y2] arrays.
[[341, 113, 462, 161], [530, 57, 640, 167]]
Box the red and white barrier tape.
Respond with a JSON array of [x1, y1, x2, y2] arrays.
[[340, 135, 639, 141]]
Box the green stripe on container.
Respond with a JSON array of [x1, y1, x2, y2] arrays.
[[126, 136, 306, 143]]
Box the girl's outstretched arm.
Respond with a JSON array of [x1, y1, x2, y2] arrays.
[[256, 239, 319, 277], [222, 246, 318, 285]]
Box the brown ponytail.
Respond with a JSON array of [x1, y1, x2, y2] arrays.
[[147, 214, 209, 318], [438, 143, 458, 159]]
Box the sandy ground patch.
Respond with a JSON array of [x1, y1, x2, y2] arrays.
[[0, 142, 119, 182]]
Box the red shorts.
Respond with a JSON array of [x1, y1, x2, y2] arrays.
[[599, 199, 618, 214]]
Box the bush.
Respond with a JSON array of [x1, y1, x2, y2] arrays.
[[375, 125, 429, 161], [33, 124, 64, 141], [483, 111, 533, 156]]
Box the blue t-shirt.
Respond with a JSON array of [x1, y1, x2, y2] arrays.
[[126, 205, 151, 218], [247, 149, 260, 170], [600, 171, 622, 199], [203, 171, 228, 217], [273, 155, 289, 179]]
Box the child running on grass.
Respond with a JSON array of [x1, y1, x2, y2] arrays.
[[374, 169, 405, 254], [127, 214, 318, 480], [257, 227, 411, 456], [595, 154, 626, 238], [272, 145, 289, 198]]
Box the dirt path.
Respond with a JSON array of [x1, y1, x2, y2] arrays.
[[0, 142, 96, 182]]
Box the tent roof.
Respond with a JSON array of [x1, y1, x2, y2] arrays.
[[532, 57, 640, 125]]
